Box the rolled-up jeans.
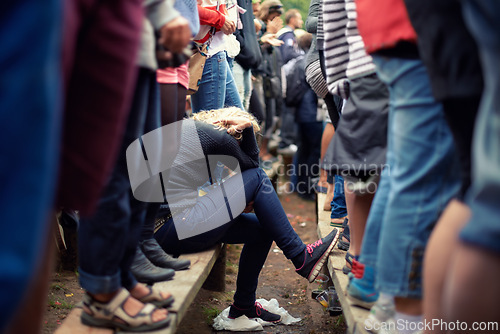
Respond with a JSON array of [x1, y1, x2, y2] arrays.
[[331, 175, 347, 219], [191, 51, 243, 113], [370, 56, 460, 297], [78, 68, 161, 294]]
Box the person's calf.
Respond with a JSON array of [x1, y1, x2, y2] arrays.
[[443, 243, 500, 333]]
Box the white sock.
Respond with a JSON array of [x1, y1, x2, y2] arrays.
[[394, 312, 422, 334], [378, 293, 394, 305]]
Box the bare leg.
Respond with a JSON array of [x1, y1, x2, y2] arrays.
[[443, 244, 500, 333], [345, 187, 374, 256], [423, 200, 470, 333], [319, 123, 335, 188], [345, 186, 374, 257]]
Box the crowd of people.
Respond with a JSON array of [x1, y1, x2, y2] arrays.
[[1, 0, 499, 333]]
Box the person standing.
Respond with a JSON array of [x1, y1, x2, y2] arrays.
[[191, 0, 244, 113]]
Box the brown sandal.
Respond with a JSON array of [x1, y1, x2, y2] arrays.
[[81, 288, 171, 332], [136, 285, 174, 308]]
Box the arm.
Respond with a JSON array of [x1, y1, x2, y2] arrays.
[[279, 32, 302, 64], [198, 5, 226, 29], [305, 0, 319, 34], [144, 0, 191, 54], [198, 5, 236, 34], [196, 122, 259, 170], [144, 0, 180, 30]]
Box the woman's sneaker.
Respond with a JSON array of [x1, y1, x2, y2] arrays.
[[295, 228, 339, 282], [228, 302, 281, 323]]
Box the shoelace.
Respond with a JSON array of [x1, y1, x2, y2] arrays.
[[306, 239, 323, 256], [255, 302, 264, 316]]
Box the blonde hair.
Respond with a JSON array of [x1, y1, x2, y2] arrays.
[[191, 107, 261, 141]]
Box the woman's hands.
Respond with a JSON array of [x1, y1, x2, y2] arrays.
[[214, 117, 253, 136], [260, 33, 284, 47], [221, 16, 236, 34], [266, 16, 283, 34]]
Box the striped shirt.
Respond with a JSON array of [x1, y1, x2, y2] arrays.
[[322, 0, 349, 99], [345, 0, 375, 79]]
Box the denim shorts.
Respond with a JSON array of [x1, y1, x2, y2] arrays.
[[372, 56, 460, 297]]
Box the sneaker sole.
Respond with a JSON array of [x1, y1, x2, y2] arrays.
[[81, 312, 171, 332], [307, 229, 340, 283], [250, 316, 282, 324], [228, 315, 282, 324]]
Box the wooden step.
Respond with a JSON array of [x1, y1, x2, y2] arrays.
[[316, 192, 370, 334], [55, 245, 223, 334]]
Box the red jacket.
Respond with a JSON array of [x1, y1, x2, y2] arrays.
[[195, 0, 228, 44], [356, 0, 417, 54]]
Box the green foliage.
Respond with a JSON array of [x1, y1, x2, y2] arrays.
[[282, 0, 311, 24], [202, 306, 221, 325]]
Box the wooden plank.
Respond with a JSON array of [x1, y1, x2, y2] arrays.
[[55, 307, 111, 334], [316, 193, 370, 334], [56, 245, 222, 334], [150, 245, 222, 334]]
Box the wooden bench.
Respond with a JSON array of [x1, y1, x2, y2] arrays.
[[316, 192, 370, 334], [55, 244, 225, 334], [55, 161, 283, 334]]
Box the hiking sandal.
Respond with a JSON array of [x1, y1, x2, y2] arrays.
[[343, 252, 354, 275], [337, 218, 350, 251], [81, 288, 171, 332], [137, 285, 174, 308], [330, 216, 347, 229]]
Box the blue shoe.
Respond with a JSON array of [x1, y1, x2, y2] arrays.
[[296, 228, 340, 282], [347, 264, 378, 309]]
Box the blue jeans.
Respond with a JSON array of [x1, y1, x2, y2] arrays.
[[155, 168, 306, 307], [191, 51, 243, 113], [460, 0, 500, 253], [331, 175, 347, 219], [232, 62, 252, 110], [78, 68, 162, 294], [0, 0, 61, 328], [370, 57, 460, 297]]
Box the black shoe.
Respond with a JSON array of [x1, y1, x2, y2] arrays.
[[295, 228, 339, 283], [228, 303, 281, 323], [140, 238, 191, 271], [130, 247, 175, 284]]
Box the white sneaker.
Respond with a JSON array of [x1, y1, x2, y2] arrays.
[[364, 298, 395, 333], [277, 144, 298, 156]]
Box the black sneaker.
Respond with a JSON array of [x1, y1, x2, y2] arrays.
[[295, 228, 339, 283], [228, 303, 281, 323]]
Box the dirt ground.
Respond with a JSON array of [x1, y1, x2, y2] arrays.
[[42, 192, 346, 334]]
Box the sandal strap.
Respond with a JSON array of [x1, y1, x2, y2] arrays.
[[83, 288, 166, 328], [138, 286, 172, 305], [345, 252, 354, 266]]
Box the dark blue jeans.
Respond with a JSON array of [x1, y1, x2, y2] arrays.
[[331, 175, 347, 219], [78, 68, 161, 294], [155, 168, 306, 308]]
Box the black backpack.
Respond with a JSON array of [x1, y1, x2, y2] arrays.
[[283, 55, 308, 106], [234, 0, 262, 70]]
